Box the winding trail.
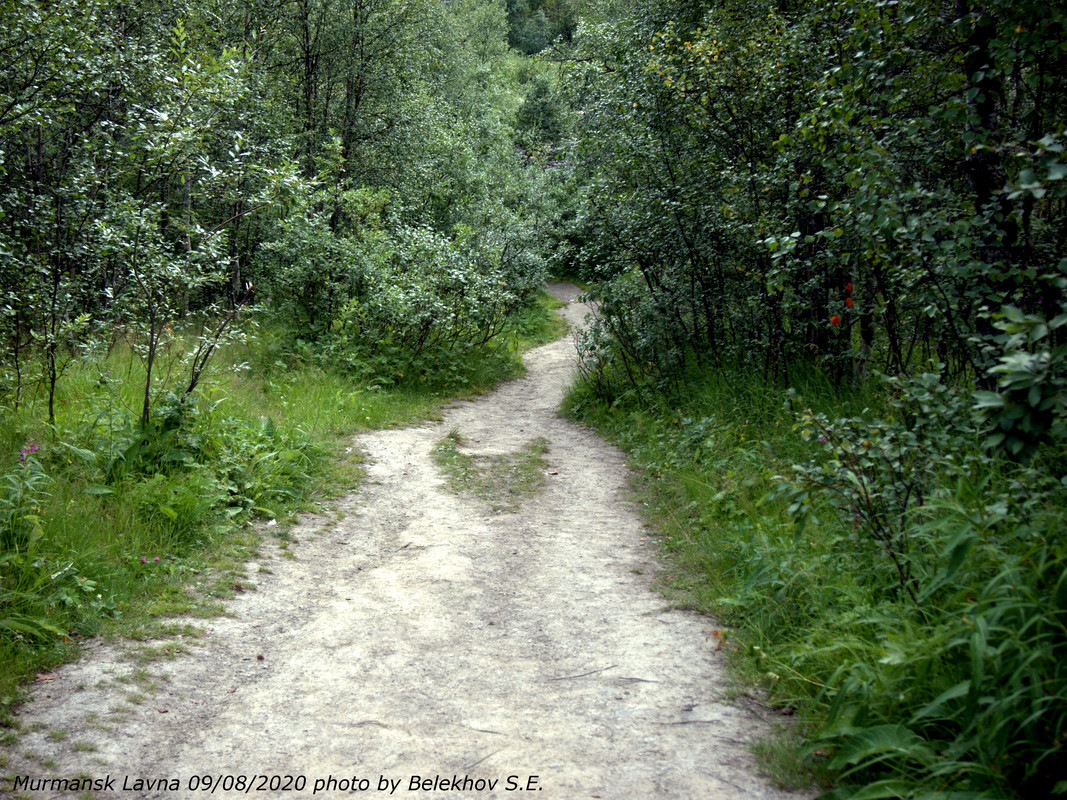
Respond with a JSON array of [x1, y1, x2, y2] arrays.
[[6, 284, 809, 800]]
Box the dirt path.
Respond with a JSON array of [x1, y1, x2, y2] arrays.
[[5, 284, 809, 800]]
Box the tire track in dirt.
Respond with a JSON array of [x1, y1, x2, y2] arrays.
[[4, 283, 811, 800]]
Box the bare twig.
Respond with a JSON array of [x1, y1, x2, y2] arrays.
[[548, 665, 617, 681]]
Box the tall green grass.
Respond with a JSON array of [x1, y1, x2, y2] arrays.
[[563, 365, 1067, 799]]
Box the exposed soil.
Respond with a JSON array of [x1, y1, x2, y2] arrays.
[[3, 284, 811, 800]]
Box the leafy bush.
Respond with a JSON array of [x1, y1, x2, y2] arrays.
[[516, 74, 564, 144], [337, 224, 538, 351], [976, 300, 1067, 463], [258, 180, 547, 387], [574, 274, 692, 397], [256, 186, 387, 336], [67, 387, 322, 527], [780, 372, 986, 604], [773, 368, 1067, 797]]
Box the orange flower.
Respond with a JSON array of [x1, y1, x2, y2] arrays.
[[831, 314, 842, 327], [845, 282, 853, 293], [845, 297, 854, 308]]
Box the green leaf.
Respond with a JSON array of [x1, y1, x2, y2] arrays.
[[828, 725, 935, 772], [973, 390, 1005, 409], [57, 443, 98, 463], [1016, 168, 1039, 188], [845, 780, 914, 800], [0, 616, 64, 640], [912, 680, 971, 722]]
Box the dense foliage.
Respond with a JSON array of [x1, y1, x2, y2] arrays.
[[4, 0, 1065, 795], [0, 0, 558, 424], [0, 0, 559, 698], [554, 0, 1067, 797], [560, 0, 1066, 404]]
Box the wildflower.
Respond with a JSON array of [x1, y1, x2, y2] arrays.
[[818, 435, 827, 443], [19, 439, 39, 462], [845, 297, 854, 308], [140, 556, 147, 563], [153, 556, 160, 562], [830, 314, 842, 327], [845, 282, 853, 293]]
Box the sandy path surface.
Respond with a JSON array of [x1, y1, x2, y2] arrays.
[[4, 284, 809, 800]]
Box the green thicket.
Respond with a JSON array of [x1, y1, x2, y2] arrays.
[[0, 0, 560, 416], [554, 0, 1066, 797], [506, 0, 576, 54], [0, 0, 563, 702]]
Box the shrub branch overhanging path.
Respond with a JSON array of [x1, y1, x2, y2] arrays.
[[10, 284, 809, 800]]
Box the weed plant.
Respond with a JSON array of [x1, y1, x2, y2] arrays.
[[563, 364, 1067, 799]]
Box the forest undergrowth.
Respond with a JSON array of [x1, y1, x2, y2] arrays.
[[0, 293, 565, 720], [563, 364, 1066, 799], [552, 0, 1067, 795]]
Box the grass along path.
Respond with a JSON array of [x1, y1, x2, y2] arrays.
[[2, 284, 809, 800], [0, 292, 567, 707]]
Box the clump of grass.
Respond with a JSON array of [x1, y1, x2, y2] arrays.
[[432, 429, 551, 513], [751, 733, 833, 792]]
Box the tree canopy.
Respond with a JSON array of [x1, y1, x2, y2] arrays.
[[0, 0, 557, 424], [558, 0, 1067, 461]]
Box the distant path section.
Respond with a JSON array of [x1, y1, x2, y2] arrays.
[[6, 283, 810, 800]]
